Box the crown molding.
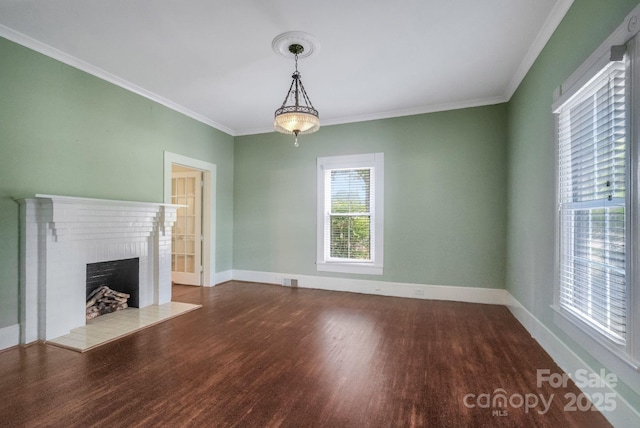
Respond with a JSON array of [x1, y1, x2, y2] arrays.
[[320, 96, 510, 127], [1, 0, 573, 139], [0, 25, 236, 136], [504, 0, 574, 99], [234, 95, 509, 136], [2, 22, 506, 140]]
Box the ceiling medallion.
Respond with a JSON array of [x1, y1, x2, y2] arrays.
[[272, 31, 320, 59]]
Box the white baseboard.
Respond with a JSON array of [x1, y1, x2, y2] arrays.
[[0, 324, 19, 351], [505, 295, 640, 427], [214, 270, 233, 285], [231, 269, 510, 305]]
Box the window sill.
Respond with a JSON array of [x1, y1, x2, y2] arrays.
[[316, 262, 383, 275], [552, 305, 640, 378]]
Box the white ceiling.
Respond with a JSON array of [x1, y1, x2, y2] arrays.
[[0, 0, 573, 136]]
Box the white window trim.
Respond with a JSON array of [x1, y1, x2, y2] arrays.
[[552, 4, 640, 372], [316, 153, 384, 275]]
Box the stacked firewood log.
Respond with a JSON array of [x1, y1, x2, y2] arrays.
[[86, 285, 130, 320]]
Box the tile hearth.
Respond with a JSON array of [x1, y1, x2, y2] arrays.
[[47, 301, 201, 352]]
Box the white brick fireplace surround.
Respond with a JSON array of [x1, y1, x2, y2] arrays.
[[17, 195, 180, 343]]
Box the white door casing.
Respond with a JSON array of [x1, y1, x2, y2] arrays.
[[164, 151, 217, 287]]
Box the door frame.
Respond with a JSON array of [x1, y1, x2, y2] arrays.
[[164, 151, 217, 286]]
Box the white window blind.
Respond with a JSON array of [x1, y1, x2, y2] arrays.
[[556, 59, 627, 345], [325, 168, 374, 261]]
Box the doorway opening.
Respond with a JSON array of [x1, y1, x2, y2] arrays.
[[164, 152, 217, 291]]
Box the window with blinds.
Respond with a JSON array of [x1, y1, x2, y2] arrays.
[[555, 59, 627, 345], [326, 168, 373, 261], [317, 153, 384, 275]]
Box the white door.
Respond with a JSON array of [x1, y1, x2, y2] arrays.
[[171, 171, 203, 285]]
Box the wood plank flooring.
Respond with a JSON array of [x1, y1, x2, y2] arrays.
[[0, 282, 612, 427]]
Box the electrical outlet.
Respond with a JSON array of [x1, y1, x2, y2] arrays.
[[282, 278, 299, 287], [415, 288, 425, 296]]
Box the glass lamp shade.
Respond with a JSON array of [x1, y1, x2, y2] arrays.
[[274, 109, 320, 135]]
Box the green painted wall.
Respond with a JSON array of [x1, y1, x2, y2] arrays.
[[234, 105, 508, 289], [506, 0, 640, 412], [0, 37, 235, 329]]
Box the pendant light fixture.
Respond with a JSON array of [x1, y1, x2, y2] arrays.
[[273, 32, 320, 147]]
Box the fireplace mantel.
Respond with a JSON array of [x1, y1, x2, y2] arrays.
[[17, 195, 181, 343]]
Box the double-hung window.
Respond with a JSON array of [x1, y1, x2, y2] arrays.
[[556, 59, 627, 345], [553, 25, 640, 367], [317, 153, 384, 275]]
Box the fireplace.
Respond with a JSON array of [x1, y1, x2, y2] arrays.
[[17, 195, 180, 342], [87, 258, 140, 308], [86, 258, 140, 319]]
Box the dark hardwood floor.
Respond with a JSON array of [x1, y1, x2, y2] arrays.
[[0, 282, 611, 427]]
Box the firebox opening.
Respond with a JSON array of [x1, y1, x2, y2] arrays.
[[86, 258, 140, 320]]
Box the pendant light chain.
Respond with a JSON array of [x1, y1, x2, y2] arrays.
[[293, 55, 301, 148], [293, 52, 300, 108]]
